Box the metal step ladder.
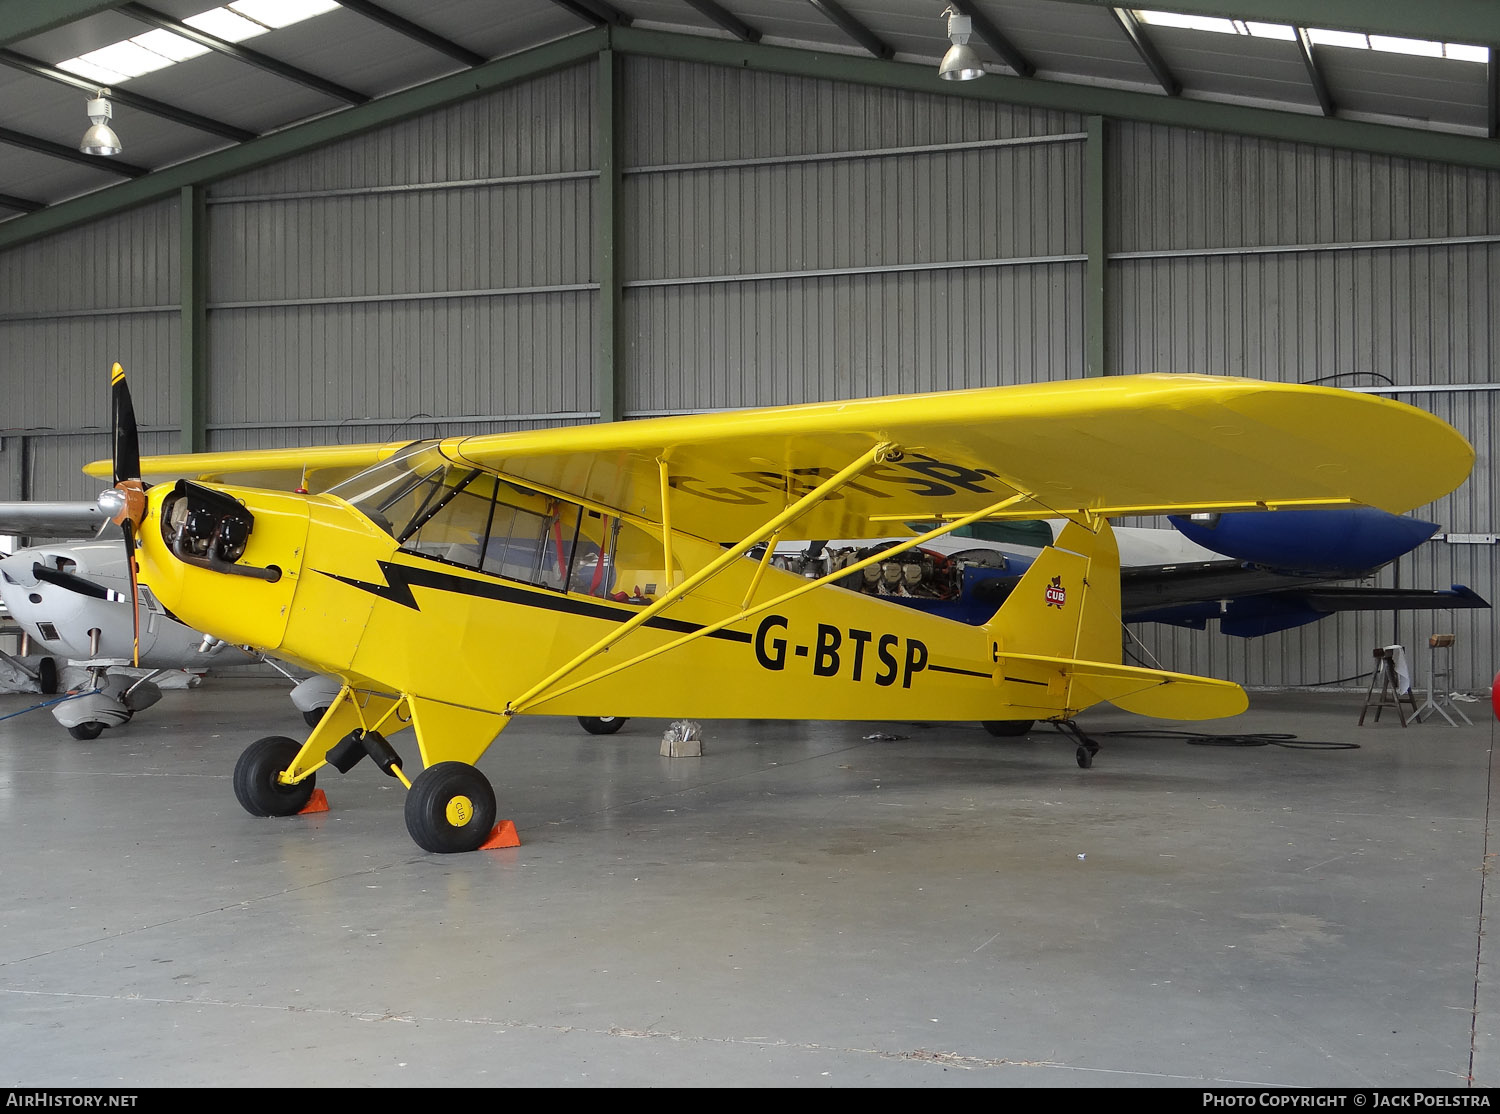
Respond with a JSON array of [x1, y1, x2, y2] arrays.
[[1359, 645, 1417, 727]]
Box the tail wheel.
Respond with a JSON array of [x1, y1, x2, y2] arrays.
[[578, 716, 626, 735], [234, 735, 316, 817], [37, 657, 58, 695], [405, 762, 497, 854], [981, 720, 1034, 737]]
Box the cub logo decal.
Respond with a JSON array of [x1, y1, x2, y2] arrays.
[[1044, 575, 1066, 609]]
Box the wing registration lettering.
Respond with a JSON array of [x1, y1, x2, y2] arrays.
[[669, 453, 1010, 508]]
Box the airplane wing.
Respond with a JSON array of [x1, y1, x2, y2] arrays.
[[82, 441, 395, 492], [0, 501, 108, 538], [83, 375, 1473, 544], [439, 375, 1472, 542], [1123, 562, 1490, 636]]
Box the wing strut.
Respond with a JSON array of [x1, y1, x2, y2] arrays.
[[507, 487, 1041, 716], [504, 440, 901, 715], [658, 457, 674, 594]]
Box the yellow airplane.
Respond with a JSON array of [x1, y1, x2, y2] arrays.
[[87, 366, 1473, 853]]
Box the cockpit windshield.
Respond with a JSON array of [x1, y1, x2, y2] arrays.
[[324, 443, 675, 601], [323, 441, 450, 538]]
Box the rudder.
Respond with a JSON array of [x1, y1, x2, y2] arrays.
[[983, 517, 1123, 668]]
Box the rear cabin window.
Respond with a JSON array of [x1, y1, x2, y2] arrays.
[[327, 444, 674, 601]]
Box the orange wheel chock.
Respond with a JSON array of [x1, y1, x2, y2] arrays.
[[299, 789, 330, 815], [480, 820, 521, 850]]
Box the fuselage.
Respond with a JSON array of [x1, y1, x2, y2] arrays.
[[132, 471, 1069, 725]]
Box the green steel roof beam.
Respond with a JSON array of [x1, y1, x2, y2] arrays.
[[808, 0, 893, 60], [5, 22, 1500, 253], [611, 26, 1500, 172], [0, 27, 608, 251], [1108, 6, 1181, 95], [550, 0, 632, 27], [0, 48, 257, 142], [683, 0, 762, 44], [0, 192, 43, 213], [947, 0, 1035, 78], [120, 4, 369, 105], [1490, 53, 1499, 138], [337, 0, 487, 68], [1295, 27, 1336, 117], [0, 124, 149, 177]]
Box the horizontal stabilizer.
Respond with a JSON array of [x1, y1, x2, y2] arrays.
[[996, 650, 1248, 721], [1300, 584, 1490, 612]]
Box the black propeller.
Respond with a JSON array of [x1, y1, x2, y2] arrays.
[[111, 362, 141, 486], [31, 563, 122, 603], [97, 362, 147, 666]]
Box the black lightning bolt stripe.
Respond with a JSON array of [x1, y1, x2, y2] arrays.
[[317, 560, 754, 643], [928, 664, 991, 679]]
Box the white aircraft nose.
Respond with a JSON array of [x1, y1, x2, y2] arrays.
[[0, 550, 41, 587]]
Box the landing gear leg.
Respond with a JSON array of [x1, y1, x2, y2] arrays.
[[1053, 720, 1101, 769]]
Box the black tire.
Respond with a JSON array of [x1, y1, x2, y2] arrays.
[[981, 720, 1034, 737], [302, 707, 328, 729], [67, 721, 104, 741], [578, 716, 626, 735], [404, 762, 497, 854], [233, 735, 316, 817], [36, 657, 58, 695]]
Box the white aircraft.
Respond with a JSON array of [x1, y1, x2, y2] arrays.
[[0, 535, 334, 739]]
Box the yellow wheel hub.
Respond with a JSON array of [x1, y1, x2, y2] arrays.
[[444, 795, 474, 826]]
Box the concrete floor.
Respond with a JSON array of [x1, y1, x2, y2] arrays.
[[0, 676, 1495, 1089]]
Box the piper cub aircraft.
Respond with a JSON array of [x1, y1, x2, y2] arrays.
[[88, 366, 1473, 853]]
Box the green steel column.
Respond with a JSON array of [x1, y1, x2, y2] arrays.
[[596, 46, 623, 423], [1084, 114, 1107, 377], [180, 184, 207, 452]]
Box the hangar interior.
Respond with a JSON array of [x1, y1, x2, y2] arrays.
[[0, 0, 1498, 1090]]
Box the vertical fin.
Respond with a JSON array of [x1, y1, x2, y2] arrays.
[[983, 517, 1122, 667]]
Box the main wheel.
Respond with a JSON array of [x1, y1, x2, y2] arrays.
[[67, 721, 104, 741], [302, 707, 328, 729], [233, 736, 316, 817], [405, 762, 497, 854], [578, 716, 626, 735], [981, 720, 1034, 737], [36, 657, 58, 695]]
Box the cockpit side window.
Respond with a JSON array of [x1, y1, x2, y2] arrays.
[[332, 450, 676, 599]]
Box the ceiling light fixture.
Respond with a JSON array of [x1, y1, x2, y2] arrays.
[[939, 6, 984, 81], [80, 88, 123, 156]]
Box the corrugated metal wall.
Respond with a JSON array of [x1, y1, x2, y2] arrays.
[[0, 199, 179, 501], [0, 56, 1494, 689], [205, 65, 598, 447], [1110, 122, 1499, 691], [621, 59, 1086, 410]]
